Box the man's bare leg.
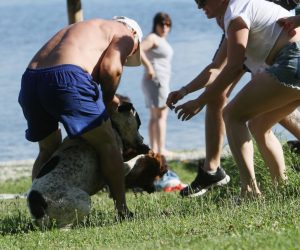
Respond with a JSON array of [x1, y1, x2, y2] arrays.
[[81, 119, 129, 215], [203, 78, 240, 172], [203, 97, 227, 172], [33, 129, 62, 181]]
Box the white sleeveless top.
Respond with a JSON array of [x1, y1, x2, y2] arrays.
[[224, 0, 292, 73]]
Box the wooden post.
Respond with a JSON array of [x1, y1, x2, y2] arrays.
[[67, 0, 83, 24]]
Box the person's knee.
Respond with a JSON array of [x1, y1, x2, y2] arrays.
[[207, 94, 227, 112], [248, 118, 270, 141], [223, 103, 246, 130], [33, 130, 62, 180], [248, 119, 260, 138], [223, 99, 252, 124], [150, 116, 159, 123], [38, 129, 62, 157], [150, 109, 163, 120], [222, 103, 233, 125]]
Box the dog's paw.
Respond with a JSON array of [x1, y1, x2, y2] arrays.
[[115, 209, 134, 222]]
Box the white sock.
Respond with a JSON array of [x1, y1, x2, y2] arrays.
[[206, 169, 217, 175]]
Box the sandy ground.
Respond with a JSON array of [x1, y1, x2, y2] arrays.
[[0, 147, 231, 183], [0, 151, 204, 183], [0, 160, 33, 182]]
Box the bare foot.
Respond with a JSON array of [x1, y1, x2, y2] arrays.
[[160, 150, 175, 158]]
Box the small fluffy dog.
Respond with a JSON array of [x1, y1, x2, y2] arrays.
[[27, 99, 167, 228]]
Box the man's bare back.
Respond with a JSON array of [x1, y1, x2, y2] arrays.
[[28, 19, 135, 77]]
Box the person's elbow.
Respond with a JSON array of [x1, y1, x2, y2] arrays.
[[225, 63, 244, 76], [101, 63, 123, 80]]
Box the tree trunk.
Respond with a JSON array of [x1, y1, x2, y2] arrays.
[[67, 0, 83, 24]]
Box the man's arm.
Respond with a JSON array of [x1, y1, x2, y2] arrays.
[[181, 35, 228, 95], [174, 18, 248, 121], [99, 38, 133, 106], [166, 35, 228, 109], [197, 18, 248, 103]]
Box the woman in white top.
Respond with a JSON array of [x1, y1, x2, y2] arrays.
[[141, 12, 174, 156], [171, 0, 300, 197]]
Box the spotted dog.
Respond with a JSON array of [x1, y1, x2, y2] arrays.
[[27, 100, 167, 228]]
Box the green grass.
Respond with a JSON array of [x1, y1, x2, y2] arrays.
[[1, 145, 300, 249]]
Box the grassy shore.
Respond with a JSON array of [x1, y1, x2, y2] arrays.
[[1, 144, 300, 249]]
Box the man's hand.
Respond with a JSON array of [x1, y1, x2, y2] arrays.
[[166, 88, 187, 110], [106, 95, 120, 116], [174, 98, 204, 121]]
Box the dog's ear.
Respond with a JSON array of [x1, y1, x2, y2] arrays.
[[116, 94, 131, 104], [124, 152, 169, 193], [122, 145, 151, 162], [27, 190, 48, 219], [146, 152, 168, 176], [117, 102, 141, 129], [117, 102, 133, 112], [154, 153, 168, 177]]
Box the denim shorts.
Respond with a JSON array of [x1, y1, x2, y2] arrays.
[[18, 64, 109, 142], [266, 41, 300, 90]]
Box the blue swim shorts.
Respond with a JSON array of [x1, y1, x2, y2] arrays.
[[266, 41, 300, 90], [18, 64, 109, 142]]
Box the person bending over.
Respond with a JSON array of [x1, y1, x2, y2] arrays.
[[169, 0, 300, 197], [18, 16, 143, 217], [167, 0, 300, 198]]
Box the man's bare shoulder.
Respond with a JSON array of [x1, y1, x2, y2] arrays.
[[81, 18, 123, 31]]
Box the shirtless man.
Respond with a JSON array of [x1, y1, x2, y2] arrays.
[[18, 16, 143, 217]]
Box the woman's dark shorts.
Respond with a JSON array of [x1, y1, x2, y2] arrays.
[[266, 41, 300, 90]]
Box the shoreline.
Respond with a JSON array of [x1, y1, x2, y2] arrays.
[[0, 147, 231, 183]]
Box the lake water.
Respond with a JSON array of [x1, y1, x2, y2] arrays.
[[0, 0, 294, 163]]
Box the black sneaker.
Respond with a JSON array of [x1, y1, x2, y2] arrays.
[[180, 167, 230, 197], [287, 140, 300, 154]]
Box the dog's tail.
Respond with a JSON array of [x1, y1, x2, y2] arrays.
[[27, 190, 47, 219]]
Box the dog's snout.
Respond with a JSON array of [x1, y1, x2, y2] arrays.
[[27, 190, 47, 219], [138, 144, 151, 154]]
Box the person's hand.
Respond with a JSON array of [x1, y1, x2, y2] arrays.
[[146, 66, 156, 80], [277, 17, 297, 37], [174, 98, 204, 121], [106, 95, 120, 115], [166, 88, 187, 110]]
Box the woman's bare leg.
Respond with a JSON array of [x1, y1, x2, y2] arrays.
[[249, 102, 300, 184], [223, 73, 300, 196], [149, 107, 158, 152], [279, 108, 300, 140]]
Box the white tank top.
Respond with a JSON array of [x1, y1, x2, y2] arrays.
[[224, 0, 292, 73]]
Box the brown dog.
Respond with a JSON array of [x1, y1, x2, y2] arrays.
[[125, 151, 167, 193]]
